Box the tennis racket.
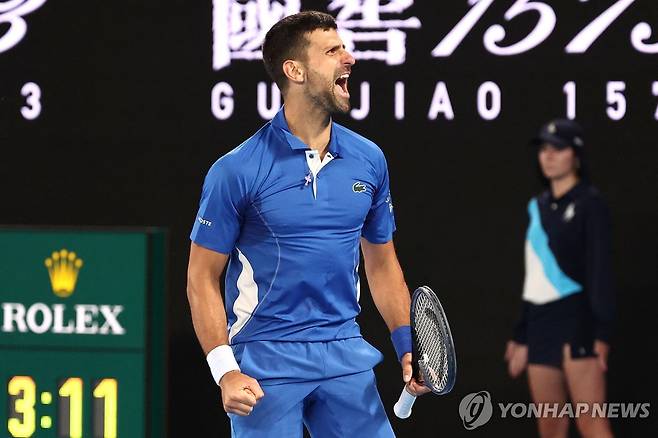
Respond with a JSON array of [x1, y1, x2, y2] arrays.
[[393, 286, 457, 419]]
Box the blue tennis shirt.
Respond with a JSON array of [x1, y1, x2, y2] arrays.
[[191, 107, 396, 345]]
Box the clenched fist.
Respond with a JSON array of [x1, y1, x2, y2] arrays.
[[219, 370, 265, 416]]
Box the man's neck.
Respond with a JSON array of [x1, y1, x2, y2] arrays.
[[283, 98, 332, 157], [550, 174, 579, 199]]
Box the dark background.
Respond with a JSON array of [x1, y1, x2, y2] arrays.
[[1, 1, 656, 436]]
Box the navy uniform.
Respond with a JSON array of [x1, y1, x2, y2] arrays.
[[513, 120, 616, 367]]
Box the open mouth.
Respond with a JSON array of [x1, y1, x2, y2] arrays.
[[334, 73, 350, 98]]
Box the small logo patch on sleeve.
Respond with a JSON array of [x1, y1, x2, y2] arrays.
[[352, 182, 367, 193]]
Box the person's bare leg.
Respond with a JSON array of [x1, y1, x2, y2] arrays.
[[563, 344, 614, 438], [528, 364, 570, 438]]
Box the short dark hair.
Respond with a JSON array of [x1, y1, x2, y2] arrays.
[[262, 11, 337, 93]]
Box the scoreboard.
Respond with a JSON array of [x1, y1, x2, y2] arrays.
[[0, 228, 166, 438]]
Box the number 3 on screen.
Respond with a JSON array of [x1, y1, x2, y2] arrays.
[[21, 82, 41, 120], [8, 376, 36, 437]]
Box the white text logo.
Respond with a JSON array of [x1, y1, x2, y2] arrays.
[[2, 302, 126, 335]]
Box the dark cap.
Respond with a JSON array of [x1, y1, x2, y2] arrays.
[[531, 119, 585, 150]]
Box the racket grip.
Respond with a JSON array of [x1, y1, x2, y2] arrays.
[[393, 386, 417, 419]]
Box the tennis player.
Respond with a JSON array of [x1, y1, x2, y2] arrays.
[[505, 119, 616, 438], [187, 11, 429, 437]]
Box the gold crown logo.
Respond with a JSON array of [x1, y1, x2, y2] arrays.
[[44, 249, 83, 298]]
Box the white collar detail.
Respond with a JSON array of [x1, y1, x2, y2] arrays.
[[305, 150, 334, 199]]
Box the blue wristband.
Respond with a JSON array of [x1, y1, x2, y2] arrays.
[[391, 325, 412, 362]]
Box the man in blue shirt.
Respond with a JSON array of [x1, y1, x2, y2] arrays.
[[187, 11, 429, 437]]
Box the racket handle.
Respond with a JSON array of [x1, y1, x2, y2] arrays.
[[393, 386, 417, 419]]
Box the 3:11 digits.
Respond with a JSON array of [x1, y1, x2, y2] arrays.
[[7, 375, 118, 438]]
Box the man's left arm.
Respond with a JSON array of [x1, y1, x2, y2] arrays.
[[361, 238, 431, 396]]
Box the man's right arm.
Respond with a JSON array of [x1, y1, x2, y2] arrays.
[[187, 242, 264, 415]]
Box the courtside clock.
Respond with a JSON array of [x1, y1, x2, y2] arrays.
[[0, 228, 167, 438]]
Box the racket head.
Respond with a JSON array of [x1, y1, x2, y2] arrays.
[[410, 286, 457, 395]]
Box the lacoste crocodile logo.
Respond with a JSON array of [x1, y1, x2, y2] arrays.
[[352, 182, 367, 193]]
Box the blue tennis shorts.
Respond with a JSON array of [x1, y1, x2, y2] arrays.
[[229, 369, 395, 437], [228, 338, 395, 437]]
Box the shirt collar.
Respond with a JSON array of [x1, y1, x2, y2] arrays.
[[271, 106, 341, 157], [549, 180, 587, 203], [563, 181, 587, 200]]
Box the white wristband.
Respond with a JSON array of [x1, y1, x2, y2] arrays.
[[206, 345, 240, 385]]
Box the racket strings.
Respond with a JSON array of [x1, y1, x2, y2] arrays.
[[414, 294, 450, 391]]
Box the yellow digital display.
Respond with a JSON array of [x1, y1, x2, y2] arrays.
[[1, 229, 167, 438], [7, 376, 118, 438]]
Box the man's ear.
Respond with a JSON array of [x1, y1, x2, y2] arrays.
[[283, 60, 304, 85]]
